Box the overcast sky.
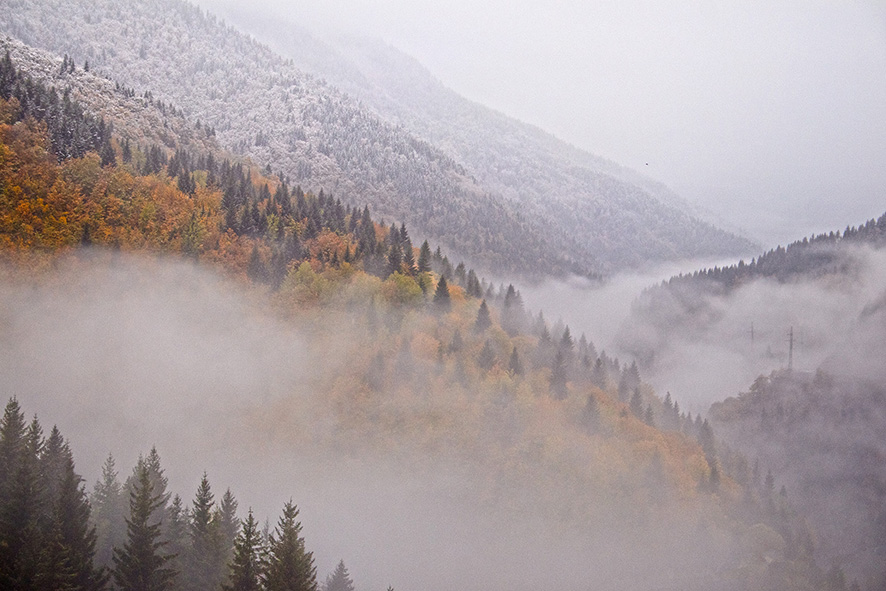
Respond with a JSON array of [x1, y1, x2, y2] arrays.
[[200, 0, 886, 246]]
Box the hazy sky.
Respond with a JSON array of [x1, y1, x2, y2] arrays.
[[199, 0, 886, 246]]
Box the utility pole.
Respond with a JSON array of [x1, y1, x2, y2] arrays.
[[788, 326, 794, 371]]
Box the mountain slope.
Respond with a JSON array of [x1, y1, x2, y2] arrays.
[[0, 0, 753, 277], [204, 7, 756, 267]]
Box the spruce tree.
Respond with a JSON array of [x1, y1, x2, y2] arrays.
[[92, 454, 127, 570], [217, 489, 240, 583], [0, 401, 43, 588], [433, 276, 451, 312], [113, 463, 176, 591], [39, 451, 106, 591], [550, 350, 569, 400], [265, 501, 316, 591], [417, 241, 432, 273], [629, 388, 644, 417], [324, 560, 355, 591], [185, 473, 223, 591], [387, 242, 403, 277], [224, 509, 263, 591], [165, 495, 188, 591], [474, 300, 492, 332]]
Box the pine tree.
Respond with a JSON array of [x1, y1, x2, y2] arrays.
[[386, 242, 402, 277], [474, 300, 492, 332], [644, 405, 655, 427], [0, 399, 42, 588], [501, 284, 525, 336], [165, 495, 189, 591], [401, 240, 416, 275], [433, 276, 450, 312], [560, 326, 574, 353], [38, 451, 106, 591], [550, 350, 568, 400], [92, 454, 127, 570], [217, 489, 240, 581], [324, 560, 355, 591], [629, 388, 644, 417], [265, 501, 316, 591], [185, 473, 223, 591], [113, 463, 176, 591], [224, 509, 263, 591], [447, 329, 464, 354], [125, 448, 170, 530], [417, 241, 432, 273]]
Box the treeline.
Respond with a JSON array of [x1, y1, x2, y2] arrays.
[[653, 212, 886, 294], [711, 370, 882, 591], [0, 50, 115, 164], [0, 397, 360, 591], [0, 74, 495, 300]]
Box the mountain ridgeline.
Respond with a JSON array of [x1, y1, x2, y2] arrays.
[[617, 212, 886, 370], [0, 0, 753, 277]]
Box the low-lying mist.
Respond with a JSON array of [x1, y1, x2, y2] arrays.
[[0, 252, 734, 591], [520, 247, 886, 413]]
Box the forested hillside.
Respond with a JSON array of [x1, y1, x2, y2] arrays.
[[218, 13, 755, 270], [0, 0, 753, 276], [710, 369, 886, 590], [0, 43, 860, 589]]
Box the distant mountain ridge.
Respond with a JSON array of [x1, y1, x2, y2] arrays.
[[0, 0, 753, 276]]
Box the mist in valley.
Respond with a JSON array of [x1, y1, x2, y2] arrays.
[[0, 254, 741, 591], [519, 246, 886, 413]]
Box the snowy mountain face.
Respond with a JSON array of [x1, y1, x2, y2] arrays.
[[211, 9, 757, 267], [0, 36, 220, 158], [0, 0, 753, 276]]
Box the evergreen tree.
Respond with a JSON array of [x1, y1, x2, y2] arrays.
[[185, 473, 223, 591], [125, 448, 170, 530], [417, 241, 432, 273], [100, 136, 116, 167], [113, 463, 176, 591], [629, 388, 644, 417], [224, 509, 263, 591], [38, 450, 106, 591], [217, 489, 240, 579], [507, 347, 523, 377], [92, 453, 127, 570], [550, 350, 568, 400], [447, 329, 464, 354], [324, 560, 355, 591], [165, 495, 188, 591], [559, 326, 574, 353], [265, 501, 316, 591], [401, 240, 415, 275], [477, 340, 496, 372], [644, 405, 655, 427], [387, 242, 403, 277], [501, 284, 525, 336], [474, 300, 492, 332], [0, 399, 42, 589], [433, 276, 451, 312]]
